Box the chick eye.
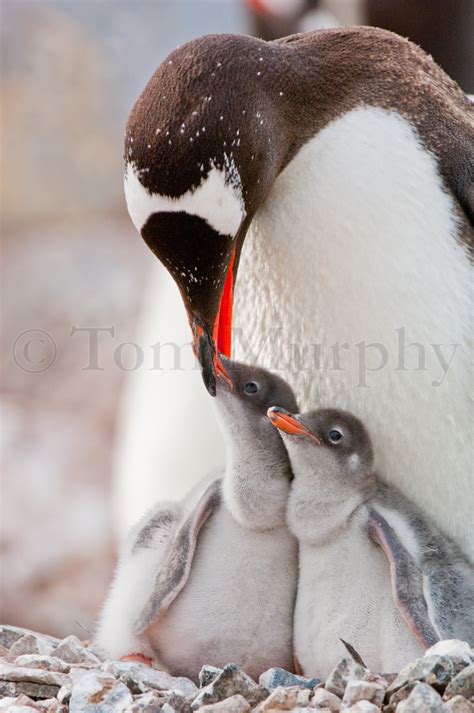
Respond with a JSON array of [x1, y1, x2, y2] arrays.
[[329, 429, 343, 444], [244, 381, 259, 395]]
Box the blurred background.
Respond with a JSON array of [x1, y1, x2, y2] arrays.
[[1, 0, 473, 639]]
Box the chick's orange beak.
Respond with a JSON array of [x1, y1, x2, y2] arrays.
[[267, 407, 322, 445]]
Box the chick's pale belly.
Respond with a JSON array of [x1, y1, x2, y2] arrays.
[[149, 506, 298, 681], [295, 529, 424, 678]]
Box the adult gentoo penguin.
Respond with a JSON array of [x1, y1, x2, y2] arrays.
[[122, 27, 473, 557]]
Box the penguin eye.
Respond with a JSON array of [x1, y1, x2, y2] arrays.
[[244, 381, 259, 395], [328, 429, 343, 444]]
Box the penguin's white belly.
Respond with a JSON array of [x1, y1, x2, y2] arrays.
[[234, 106, 473, 559], [149, 506, 297, 681], [295, 527, 424, 678]]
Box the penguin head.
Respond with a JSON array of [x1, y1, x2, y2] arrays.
[[124, 34, 293, 395], [216, 358, 298, 437], [269, 406, 376, 540], [267, 406, 374, 486]]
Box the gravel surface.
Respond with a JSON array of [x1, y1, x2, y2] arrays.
[[0, 626, 473, 711]]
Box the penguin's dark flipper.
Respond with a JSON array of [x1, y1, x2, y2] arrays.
[[367, 508, 440, 649], [134, 478, 222, 634]]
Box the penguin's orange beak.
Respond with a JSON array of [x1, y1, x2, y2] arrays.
[[267, 407, 322, 445]]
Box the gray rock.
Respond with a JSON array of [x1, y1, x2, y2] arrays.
[[444, 665, 474, 700], [389, 656, 455, 693], [254, 685, 311, 711], [33, 698, 68, 712], [0, 681, 21, 700], [325, 658, 368, 698], [102, 660, 197, 697], [310, 687, 342, 711], [161, 692, 193, 713], [445, 696, 474, 713], [425, 642, 474, 668], [51, 635, 100, 665], [14, 655, 71, 673], [199, 665, 223, 688], [69, 670, 133, 712], [363, 673, 389, 690], [191, 664, 265, 710], [5, 696, 38, 709], [57, 681, 73, 703], [124, 690, 169, 711], [259, 667, 320, 691], [384, 681, 418, 713], [10, 634, 55, 658], [379, 673, 398, 687], [0, 680, 61, 699], [396, 682, 450, 712], [343, 702, 381, 713], [0, 662, 69, 687], [342, 679, 385, 707], [198, 694, 251, 712], [0, 626, 59, 652]]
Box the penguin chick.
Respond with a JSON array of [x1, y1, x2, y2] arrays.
[[96, 360, 298, 681], [268, 406, 474, 678]]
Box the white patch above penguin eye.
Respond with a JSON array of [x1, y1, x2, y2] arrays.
[[124, 160, 246, 237]]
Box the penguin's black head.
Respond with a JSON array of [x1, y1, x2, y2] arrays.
[[124, 34, 292, 395], [216, 358, 298, 423], [268, 407, 374, 483]]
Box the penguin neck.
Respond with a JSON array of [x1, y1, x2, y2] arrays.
[[286, 455, 373, 546], [222, 420, 292, 531]]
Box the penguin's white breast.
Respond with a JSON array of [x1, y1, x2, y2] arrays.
[[233, 105, 473, 557]]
